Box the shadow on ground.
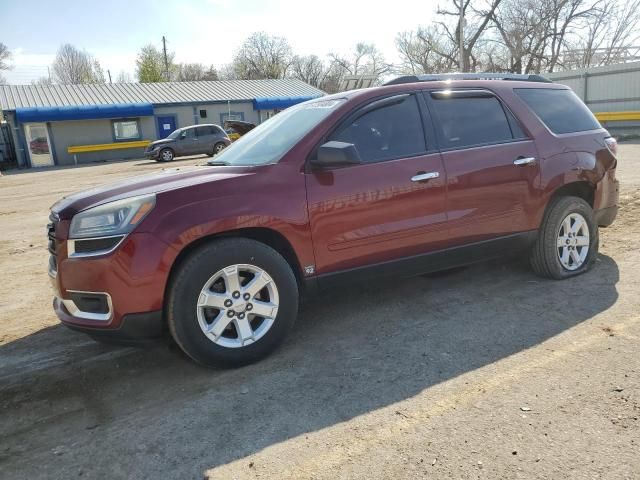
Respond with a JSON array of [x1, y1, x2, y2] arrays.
[[0, 254, 620, 479]]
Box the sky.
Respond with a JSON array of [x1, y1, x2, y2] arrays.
[[1, 0, 438, 84]]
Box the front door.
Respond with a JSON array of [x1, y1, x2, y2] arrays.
[[157, 116, 177, 139], [425, 89, 541, 246], [25, 123, 54, 167], [306, 93, 448, 275], [176, 127, 199, 155]]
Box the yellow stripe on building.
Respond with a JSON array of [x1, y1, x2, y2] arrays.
[[594, 111, 640, 122], [67, 140, 150, 154]]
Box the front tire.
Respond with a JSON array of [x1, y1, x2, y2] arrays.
[[167, 238, 299, 367], [530, 196, 599, 279], [158, 148, 175, 162]]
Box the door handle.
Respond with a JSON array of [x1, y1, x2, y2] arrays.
[[411, 171, 440, 182], [513, 156, 536, 166]]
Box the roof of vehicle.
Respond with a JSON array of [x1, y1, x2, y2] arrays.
[[178, 123, 222, 130], [384, 73, 553, 85]]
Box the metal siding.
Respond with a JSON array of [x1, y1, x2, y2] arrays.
[[49, 116, 156, 166], [547, 62, 640, 112], [0, 79, 324, 110]]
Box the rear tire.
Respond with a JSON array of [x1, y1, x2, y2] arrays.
[[530, 196, 598, 279], [167, 238, 298, 367], [213, 142, 226, 154]]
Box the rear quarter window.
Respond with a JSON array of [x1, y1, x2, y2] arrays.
[[515, 88, 601, 134]]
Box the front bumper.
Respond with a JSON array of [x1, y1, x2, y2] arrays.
[[55, 297, 163, 343], [144, 149, 160, 159], [49, 229, 173, 340]]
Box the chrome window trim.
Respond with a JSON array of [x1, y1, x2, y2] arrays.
[[67, 234, 126, 258], [61, 290, 113, 322]]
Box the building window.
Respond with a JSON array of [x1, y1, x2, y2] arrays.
[[199, 109, 207, 118], [112, 119, 141, 141]]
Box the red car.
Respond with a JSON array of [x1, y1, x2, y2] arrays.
[[48, 74, 619, 367]]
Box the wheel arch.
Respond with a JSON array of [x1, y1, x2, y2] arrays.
[[549, 181, 595, 208], [164, 227, 305, 301]]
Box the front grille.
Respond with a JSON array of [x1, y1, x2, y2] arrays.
[[47, 213, 59, 275]]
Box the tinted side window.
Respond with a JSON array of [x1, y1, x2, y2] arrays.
[[331, 95, 426, 163], [515, 88, 601, 134], [181, 128, 195, 139], [430, 96, 514, 149], [195, 126, 214, 136]]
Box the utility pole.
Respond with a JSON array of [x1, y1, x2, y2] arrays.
[[107, 70, 112, 84], [458, 0, 465, 72], [47, 66, 51, 83], [162, 36, 170, 81]]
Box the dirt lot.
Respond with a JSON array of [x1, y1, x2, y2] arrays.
[[1, 146, 639, 479]]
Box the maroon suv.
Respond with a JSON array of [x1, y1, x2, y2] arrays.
[[48, 74, 619, 366]]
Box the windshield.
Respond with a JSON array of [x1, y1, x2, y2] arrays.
[[167, 129, 183, 140], [208, 98, 345, 166]]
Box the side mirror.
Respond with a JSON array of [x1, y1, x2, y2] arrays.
[[179, 132, 187, 139], [311, 141, 362, 168]]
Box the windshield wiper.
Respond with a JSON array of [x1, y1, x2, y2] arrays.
[[206, 160, 230, 166]]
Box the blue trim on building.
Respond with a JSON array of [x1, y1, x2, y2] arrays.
[[15, 103, 154, 123], [253, 96, 318, 110]]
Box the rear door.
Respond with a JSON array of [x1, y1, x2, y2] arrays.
[[195, 126, 215, 154], [306, 93, 448, 275], [425, 89, 540, 246]]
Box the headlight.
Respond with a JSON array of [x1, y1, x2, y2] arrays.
[[69, 194, 156, 239]]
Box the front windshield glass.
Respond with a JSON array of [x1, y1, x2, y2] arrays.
[[208, 98, 345, 166], [167, 129, 183, 140]]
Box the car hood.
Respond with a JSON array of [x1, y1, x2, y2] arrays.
[[51, 165, 251, 218], [147, 138, 174, 149]]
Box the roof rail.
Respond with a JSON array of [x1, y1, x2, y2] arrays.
[[384, 73, 552, 86]]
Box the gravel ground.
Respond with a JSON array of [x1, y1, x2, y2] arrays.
[[0, 146, 639, 479]]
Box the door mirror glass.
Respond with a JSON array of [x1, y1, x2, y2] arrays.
[[312, 141, 362, 168]]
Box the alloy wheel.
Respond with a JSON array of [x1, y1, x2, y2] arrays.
[[557, 212, 590, 271], [196, 264, 279, 348], [161, 149, 173, 161]]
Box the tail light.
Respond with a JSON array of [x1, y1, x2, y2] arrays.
[[604, 136, 618, 157]]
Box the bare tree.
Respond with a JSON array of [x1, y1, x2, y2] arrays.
[[489, 0, 557, 73], [115, 71, 133, 83], [395, 27, 458, 74], [562, 0, 640, 68], [289, 55, 332, 89], [397, 0, 637, 75], [52, 44, 104, 84], [217, 63, 238, 80], [327, 43, 392, 87], [232, 32, 292, 79], [437, 0, 503, 71], [0, 42, 10, 83], [31, 76, 53, 86], [175, 63, 218, 81]]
